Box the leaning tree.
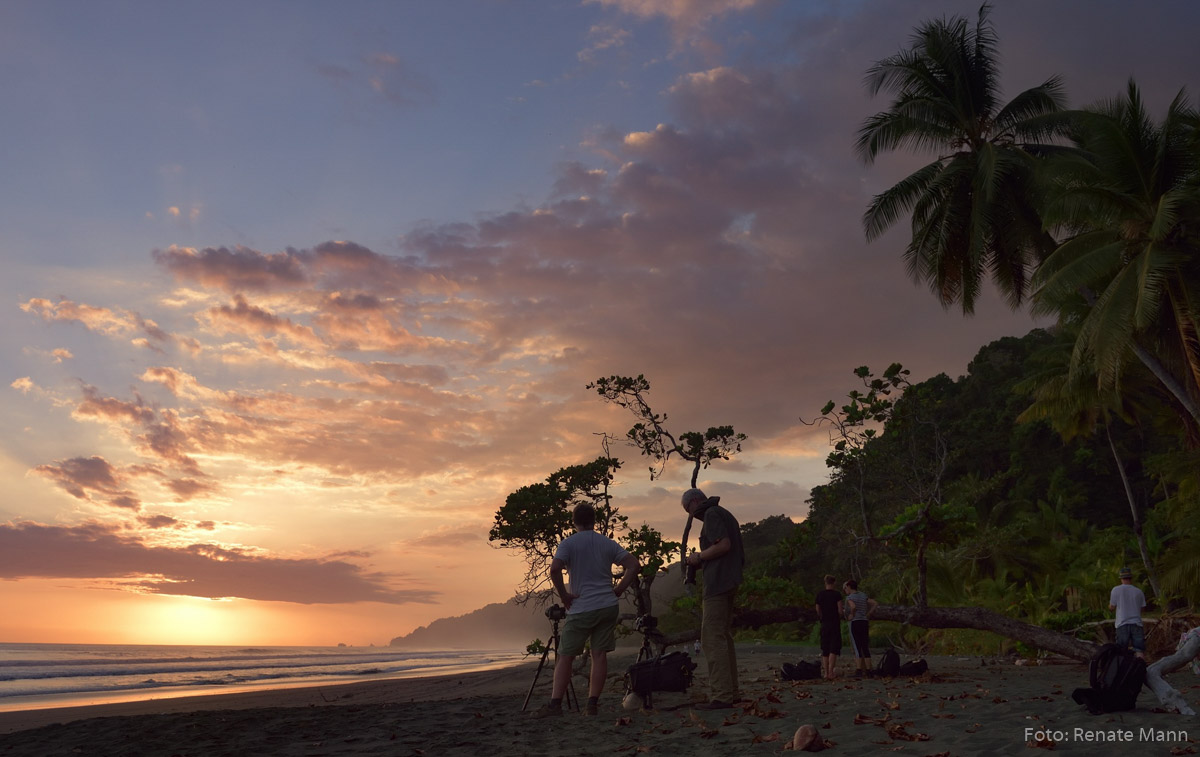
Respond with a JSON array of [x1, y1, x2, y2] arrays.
[[588, 374, 746, 572]]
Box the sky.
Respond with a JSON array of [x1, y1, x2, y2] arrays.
[[3, 0, 1199, 647]]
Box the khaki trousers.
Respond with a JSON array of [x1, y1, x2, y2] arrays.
[[701, 589, 739, 702]]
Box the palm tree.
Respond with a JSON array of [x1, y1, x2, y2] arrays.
[[1030, 81, 1200, 434], [857, 3, 1072, 314]]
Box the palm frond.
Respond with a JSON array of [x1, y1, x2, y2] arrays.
[[1030, 232, 1122, 318], [863, 160, 945, 240], [994, 77, 1070, 138]]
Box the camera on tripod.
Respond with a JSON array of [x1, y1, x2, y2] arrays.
[[522, 603, 577, 712], [634, 614, 657, 633]]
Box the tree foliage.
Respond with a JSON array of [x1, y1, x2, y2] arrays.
[[588, 374, 746, 487], [489, 457, 624, 601], [488, 455, 680, 618], [1032, 81, 1200, 434], [804, 363, 910, 541], [801, 332, 1200, 641]]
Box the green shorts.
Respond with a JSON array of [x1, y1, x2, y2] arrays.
[[560, 604, 619, 656]]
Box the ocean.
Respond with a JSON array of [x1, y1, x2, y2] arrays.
[[0, 643, 526, 712]]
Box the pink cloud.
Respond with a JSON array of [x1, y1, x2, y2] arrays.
[[21, 298, 173, 349], [21, 23, 1042, 547], [589, 0, 768, 39], [138, 514, 180, 529], [154, 245, 309, 292], [204, 294, 324, 348], [0, 522, 436, 605], [32, 456, 142, 511]]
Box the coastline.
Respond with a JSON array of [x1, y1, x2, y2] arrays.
[[0, 656, 542, 735], [1, 646, 1197, 756]]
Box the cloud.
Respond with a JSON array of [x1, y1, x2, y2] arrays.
[[588, 0, 768, 47], [589, 0, 766, 27], [154, 246, 309, 292], [26, 43, 1033, 509], [0, 522, 436, 605], [139, 514, 181, 529], [578, 24, 633, 63], [314, 52, 435, 109], [204, 294, 324, 349], [366, 52, 435, 107], [21, 298, 172, 348], [71, 385, 203, 476], [164, 477, 218, 501], [406, 524, 488, 549], [17, 12, 1047, 618], [32, 456, 142, 511]]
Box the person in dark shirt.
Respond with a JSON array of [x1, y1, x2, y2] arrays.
[[813, 574, 843, 679], [682, 487, 744, 709]]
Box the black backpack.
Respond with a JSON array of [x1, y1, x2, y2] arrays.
[[626, 651, 697, 695], [780, 660, 822, 681], [876, 647, 900, 677], [1071, 643, 1146, 714]]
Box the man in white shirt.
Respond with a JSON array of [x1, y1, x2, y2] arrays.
[[532, 503, 640, 718], [1109, 566, 1147, 659]]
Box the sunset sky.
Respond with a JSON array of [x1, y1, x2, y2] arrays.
[[4, 1, 1198, 647]]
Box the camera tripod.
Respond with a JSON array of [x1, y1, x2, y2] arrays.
[[521, 616, 578, 712], [628, 616, 665, 709]]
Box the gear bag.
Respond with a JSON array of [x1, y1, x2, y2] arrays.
[[626, 651, 697, 695], [897, 658, 928, 676], [876, 647, 900, 677], [1071, 642, 1146, 714], [780, 660, 822, 681]]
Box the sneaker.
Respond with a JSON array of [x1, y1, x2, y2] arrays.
[[529, 704, 563, 718], [585, 702, 599, 716]]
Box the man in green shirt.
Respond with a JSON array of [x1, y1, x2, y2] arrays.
[[682, 487, 744, 709]]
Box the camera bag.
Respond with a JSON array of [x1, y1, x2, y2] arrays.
[[780, 660, 822, 680], [626, 651, 697, 695]]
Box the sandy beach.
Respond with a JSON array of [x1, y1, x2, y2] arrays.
[[1, 646, 1197, 756]]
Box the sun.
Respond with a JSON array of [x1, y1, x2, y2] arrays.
[[127, 595, 251, 646]]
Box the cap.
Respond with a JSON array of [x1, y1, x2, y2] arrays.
[[1118, 566, 1132, 579]]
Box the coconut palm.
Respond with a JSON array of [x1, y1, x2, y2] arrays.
[[1031, 81, 1200, 433], [857, 3, 1072, 314]]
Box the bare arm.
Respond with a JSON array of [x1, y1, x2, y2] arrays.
[[867, 597, 878, 619], [686, 537, 731, 566], [550, 557, 575, 611], [613, 554, 641, 596]]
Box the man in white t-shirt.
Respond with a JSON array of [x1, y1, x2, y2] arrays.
[[1109, 566, 1147, 659], [531, 503, 640, 718]]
